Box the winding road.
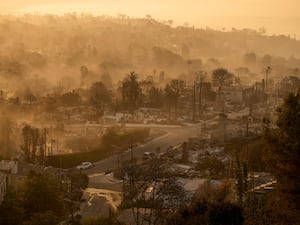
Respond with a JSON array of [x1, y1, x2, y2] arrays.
[[79, 123, 202, 218]]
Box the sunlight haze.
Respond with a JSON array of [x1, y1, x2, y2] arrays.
[[1, 0, 300, 37]]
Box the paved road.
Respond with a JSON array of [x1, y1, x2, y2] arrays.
[[86, 124, 201, 175], [79, 123, 202, 218]]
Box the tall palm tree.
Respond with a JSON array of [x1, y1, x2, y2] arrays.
[[122, 72, 141, 113]]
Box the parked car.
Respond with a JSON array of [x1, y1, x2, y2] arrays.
[[76, 162, 93, 170]]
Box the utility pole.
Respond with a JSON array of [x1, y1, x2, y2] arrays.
[[222, 110, 226, 144], [117, 154, 120, 169], [198, 74, 205, 118], [246, 115, 249, 162], [246, 103, 252, 163], [265, 65, 272, 106], [265, 66, 271, 117], [130, 136, 134, 165], [222, 89, 227, 144], [3, 116, 9, 159], [265, 66, 271, 93], [192, 80, 196, 121]]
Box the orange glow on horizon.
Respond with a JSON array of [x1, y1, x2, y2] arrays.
[[1, 0, 299, 37]]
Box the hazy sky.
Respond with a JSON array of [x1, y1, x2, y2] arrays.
[[1, 0, 300, 37]]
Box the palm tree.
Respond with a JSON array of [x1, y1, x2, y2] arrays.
[[122, 72, 141, 113]]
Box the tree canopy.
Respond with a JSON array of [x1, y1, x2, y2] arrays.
[[263, 90, 300, 225]]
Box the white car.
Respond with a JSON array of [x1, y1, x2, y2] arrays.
[[76, 162, 93, 170]]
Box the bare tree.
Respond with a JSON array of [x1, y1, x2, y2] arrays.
[[21, 125, 47, 164], [164, 79, 185, 119], [195, 71, 206, 117], [121, 159, 188, 225]]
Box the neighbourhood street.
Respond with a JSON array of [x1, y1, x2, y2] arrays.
[[79, 123, 202, 217]]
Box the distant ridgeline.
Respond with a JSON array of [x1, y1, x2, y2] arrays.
[[0, 14, 299, 83]]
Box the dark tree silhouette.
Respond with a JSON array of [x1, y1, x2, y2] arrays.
[[212, 68, 233, 92], [263, 90, 300, 225], [60, 91, 81, 106], [121, 72, 141, 113], [164, 79, 185, 119], [89, 82, 112, 117]]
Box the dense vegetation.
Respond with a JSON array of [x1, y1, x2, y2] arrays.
[[0, 170, 88, 225]]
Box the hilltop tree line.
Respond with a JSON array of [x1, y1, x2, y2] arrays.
[[0, 14, 300, 101]]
